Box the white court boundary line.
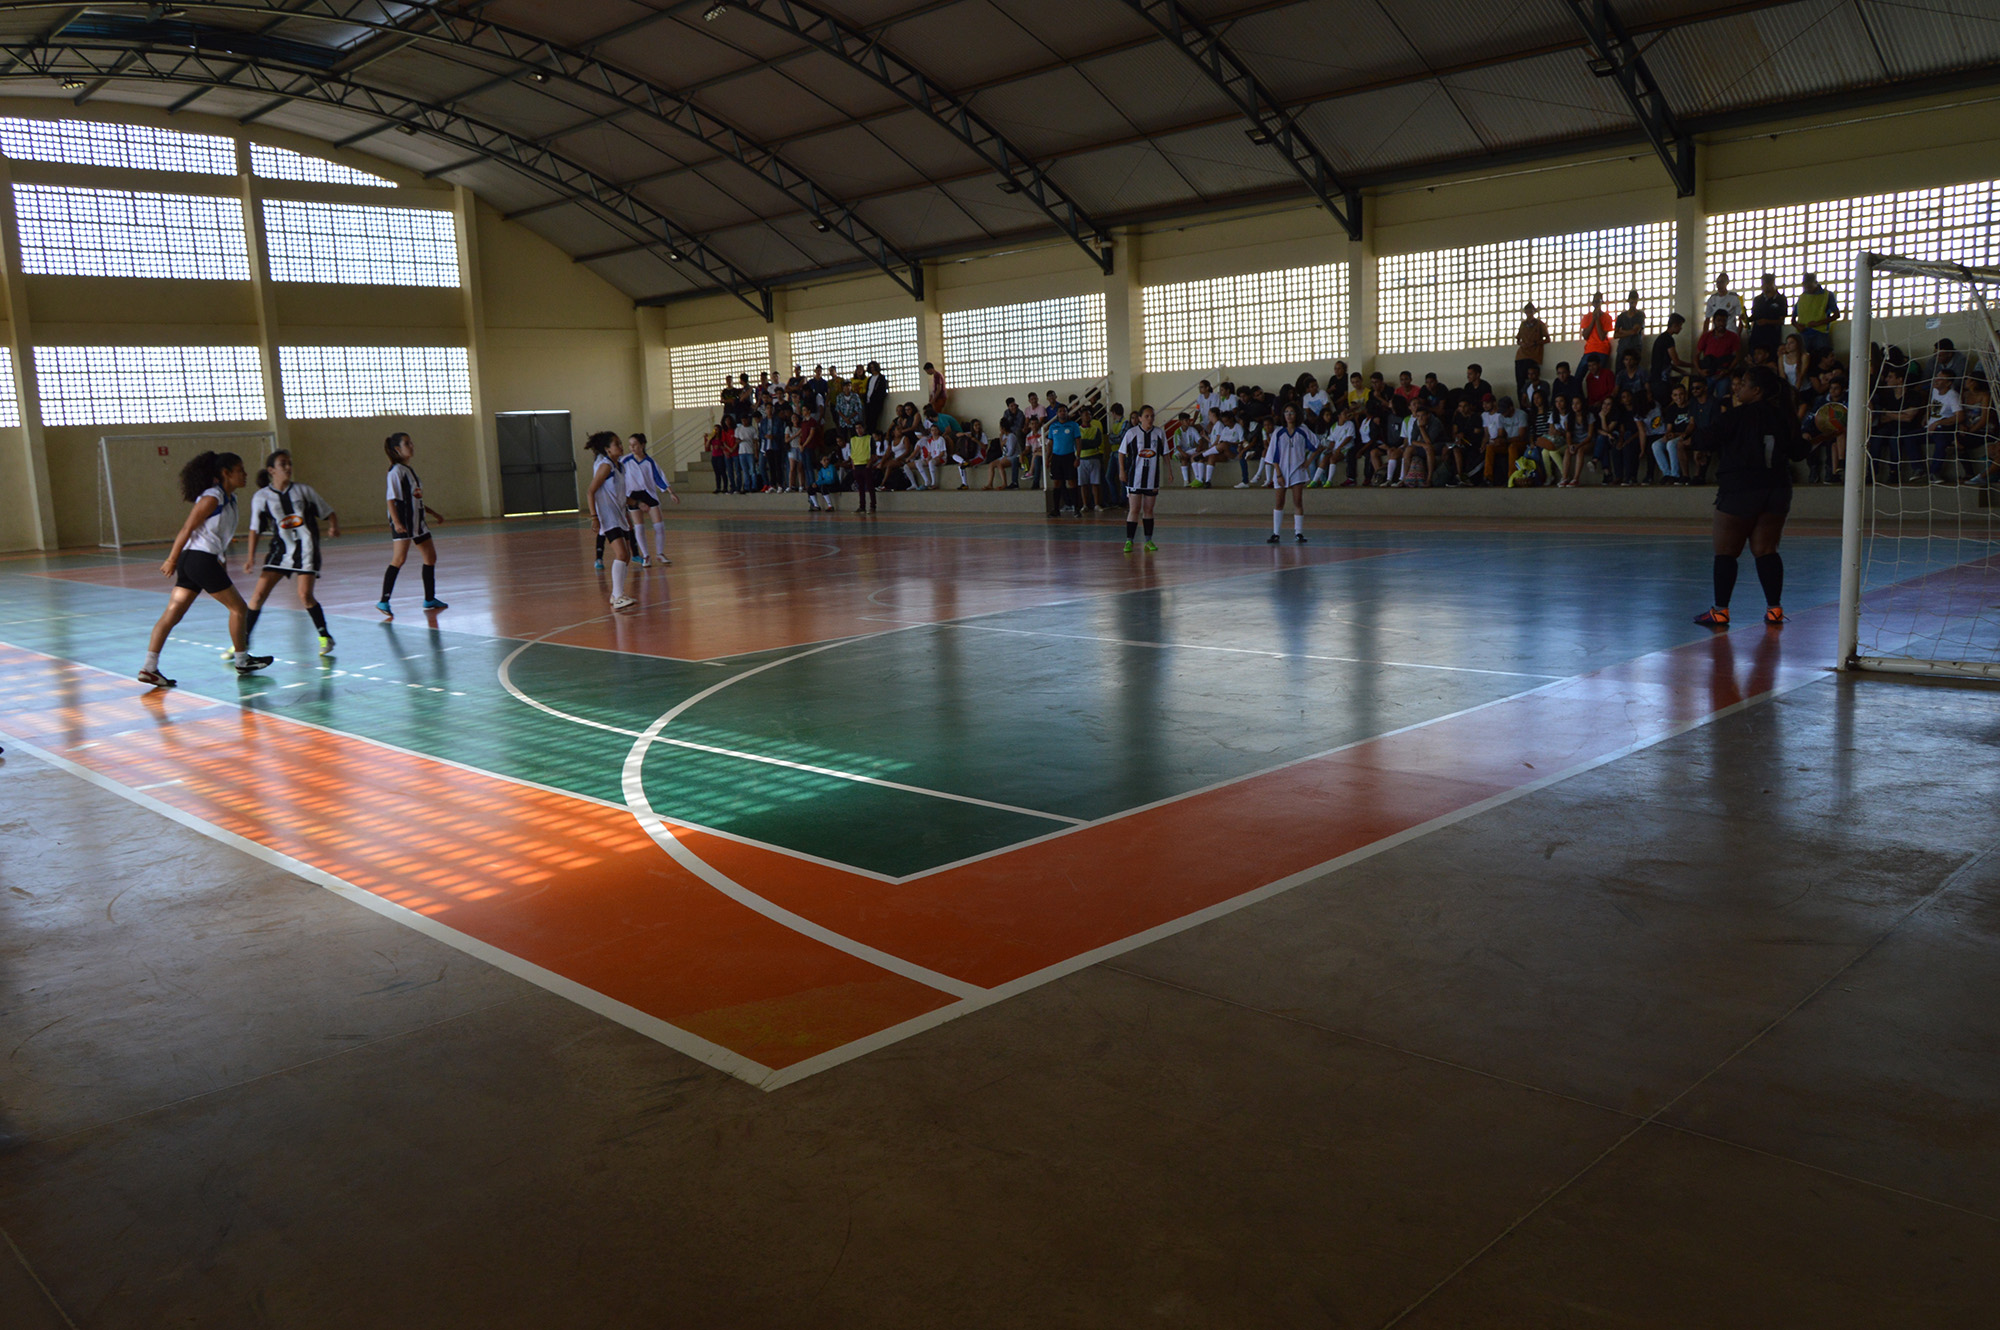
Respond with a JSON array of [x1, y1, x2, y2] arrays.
[[498, 633, 1080, 826], [0, 727, 782, 1088]]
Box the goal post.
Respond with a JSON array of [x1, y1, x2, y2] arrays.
[[1837, 252, 2000, 679], [98, 431, 279, 549]]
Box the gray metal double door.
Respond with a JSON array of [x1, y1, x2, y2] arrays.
[[496, 411, 577, 515]]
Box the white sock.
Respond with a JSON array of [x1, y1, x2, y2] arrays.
[[234, 649, 248, 667], [957, 465, 968, 485], [1200, 463, 1213, 482], [631, 524, 648, 559], [652, 520, 666, 552], [1273, 511, 1282, 534], [611, 560, 627, 599], [1387, 459, 1401, 482], [145, 650, 160, 671], [1294, 513, 1304, 533]]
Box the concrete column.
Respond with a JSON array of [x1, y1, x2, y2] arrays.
[[765, 287, 790, 382], [1350, 208, 1378, 377], [1675, 149, 1708, 332], [0, 156, 57, 550], [1101, 228, 1142, 411], [451, 185, 500, 518], [913, 265, 942, 394], [234, 141, 290, 452]]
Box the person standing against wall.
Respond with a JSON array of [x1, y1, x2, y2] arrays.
[[1793, 273, 1839, 358], [1514, 303, 1549, 405], [1579, 293, 1613, 370], [1613, 291, 1647, 371]]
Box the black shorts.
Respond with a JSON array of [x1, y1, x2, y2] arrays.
[[175, 549, 232, 594], [629, 492, 660, 510], [390, 529, 433, 545], [259, 564, 314, 580], [1127, 487, 1160, 497], [1714, 485, 1791, 520], [1051, 454, 1078, 483], [599, 527, 634, 545]]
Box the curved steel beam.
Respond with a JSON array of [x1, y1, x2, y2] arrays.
[[1106, 0, 1359, 238], [0, 35, 775, 318], [723, 0, 1115, 274], [1563, 0, 1694, 196], [0, 1, 925, 297]]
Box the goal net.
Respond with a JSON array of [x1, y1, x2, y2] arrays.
[[1838, 254, 2000, 679], [98, 431, 279, 549]]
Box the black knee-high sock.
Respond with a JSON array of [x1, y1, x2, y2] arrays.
[[1125, 520, 1137, 539], [1755, 551, 1784, 607], [244, 607, 261, 641], [421, 564, 436, 600], [381, 564, 399, 601], [1142, 518, 1154, 539], [306, 603, 328, 633], [1712, 554, 1738, 608], [595, 533, 605, 559]]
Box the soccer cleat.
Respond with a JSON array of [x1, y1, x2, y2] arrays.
[[234, 655, 274, 675], [376, 599, 393, 618], [1266, 533, 1281, 544], [1144, 541, 1158, 552], [609, 594, 637, 610], [318, 633, 336, 655], [635, 556, 648, 568], [1296, 533, 1307, 544], [220, 649, 235, 662], [422, 598, 448, 611], [594, 559, 603, 570], [1764, 606, 1786, 626], [1122, 540, 1133, 554], [1694, 607, 1731, 627], [137, 668, 177, 688], [656, 556, 671, 566]]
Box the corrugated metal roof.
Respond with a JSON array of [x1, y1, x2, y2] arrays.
[[8, 0, 1996, 299]]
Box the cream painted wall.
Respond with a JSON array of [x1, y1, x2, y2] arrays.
[[0, 108, 643, 550]]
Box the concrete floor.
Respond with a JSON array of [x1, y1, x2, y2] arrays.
[[4, 671, 1999, 1327]]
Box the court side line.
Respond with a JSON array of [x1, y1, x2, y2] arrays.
[[863, 618, 1567, 680], [0, 639, 905, 888], [621, 636, 987, 1002], [498, 634, 1079, 825], [753, 663, 1837, 1090], [0, 727, 783, 1089]]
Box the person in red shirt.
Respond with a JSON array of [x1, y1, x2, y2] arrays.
[[1695, 311, 1743, 397], [1579, 292, 1613, 370], [705, 422, 736, 493], [1582, 359, 1617, 409]]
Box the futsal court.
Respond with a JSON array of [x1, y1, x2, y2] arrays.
[[0, 510, 1851, 1084]]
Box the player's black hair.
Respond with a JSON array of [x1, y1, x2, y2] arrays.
[[584, 430, 620, 458], [627, 432, 648, 448], [383, 432, 411, 462], [255, 448, 291, 490], [179, 451, 242, 503]]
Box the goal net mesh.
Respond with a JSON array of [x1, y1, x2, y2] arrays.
[[1842, 256, 2000, 679], [98, 431, 278, 548]]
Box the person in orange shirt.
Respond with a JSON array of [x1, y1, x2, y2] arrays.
[[1579, 292, 1613, 370]]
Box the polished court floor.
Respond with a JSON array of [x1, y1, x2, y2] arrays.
[[3, 510, 1998, 1327]]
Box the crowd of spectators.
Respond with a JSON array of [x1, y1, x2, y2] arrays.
[[693, 271, 1994, 510]]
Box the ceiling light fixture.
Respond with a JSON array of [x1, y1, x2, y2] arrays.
[[996, 179, 1022, 194], [527, 70, 548, 83], [1244, 125, 1274, 145], [1586, 55, 1617, 77], [59, 77, 87, 90], [667, 248, 684, 262], [703, 3, 729, 20], [811, 218, 832, 233], [396, 123, 419, 135]]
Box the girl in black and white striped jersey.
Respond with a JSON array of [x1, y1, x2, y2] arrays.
[[138, 450, 272, 687], [1118, 405, 1168, 554], [243, 449, 340, 656], [379, 432, 446, 618]]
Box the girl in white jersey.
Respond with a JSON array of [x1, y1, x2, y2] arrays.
[[138, 450, 272, 686], [243, 449, 340, 656], [619, 432, 679, 567], [1118, 405, 1168, 553], [1265, 403, 1318, 544], [586, 432, 638, 609], [378, 432, 446, 619]]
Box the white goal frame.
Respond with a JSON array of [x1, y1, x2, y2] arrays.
[[97, 431, 279, 549], [1837, 251, 2000, 679]]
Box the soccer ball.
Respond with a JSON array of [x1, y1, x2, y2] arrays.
[[1813, 402, 1848, 437]]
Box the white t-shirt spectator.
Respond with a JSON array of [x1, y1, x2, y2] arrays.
[[1503, 409, 1529, 442], [1213, 421, 1244, 451], [1303, 389, 1330, 416], [1481, 409, 1505, 443], [1928, 385, 1962, 428], [734, 423, 755, 456], [1329, 419, 1356, 455], [1704, 288, 1745, 332]]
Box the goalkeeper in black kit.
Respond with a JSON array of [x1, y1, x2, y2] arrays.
[[1695, 366, 1803, 629]]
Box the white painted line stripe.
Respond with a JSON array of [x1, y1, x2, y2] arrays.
[[755, 664, 1836, 1089], [0, 728, 781, 1090], [874, 619, 1568, 680], [498, 634, 1078, 824], [622, 634, 986, 1002]]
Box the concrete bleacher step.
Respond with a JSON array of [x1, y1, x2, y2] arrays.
[[666, 476, 1864, 521]]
